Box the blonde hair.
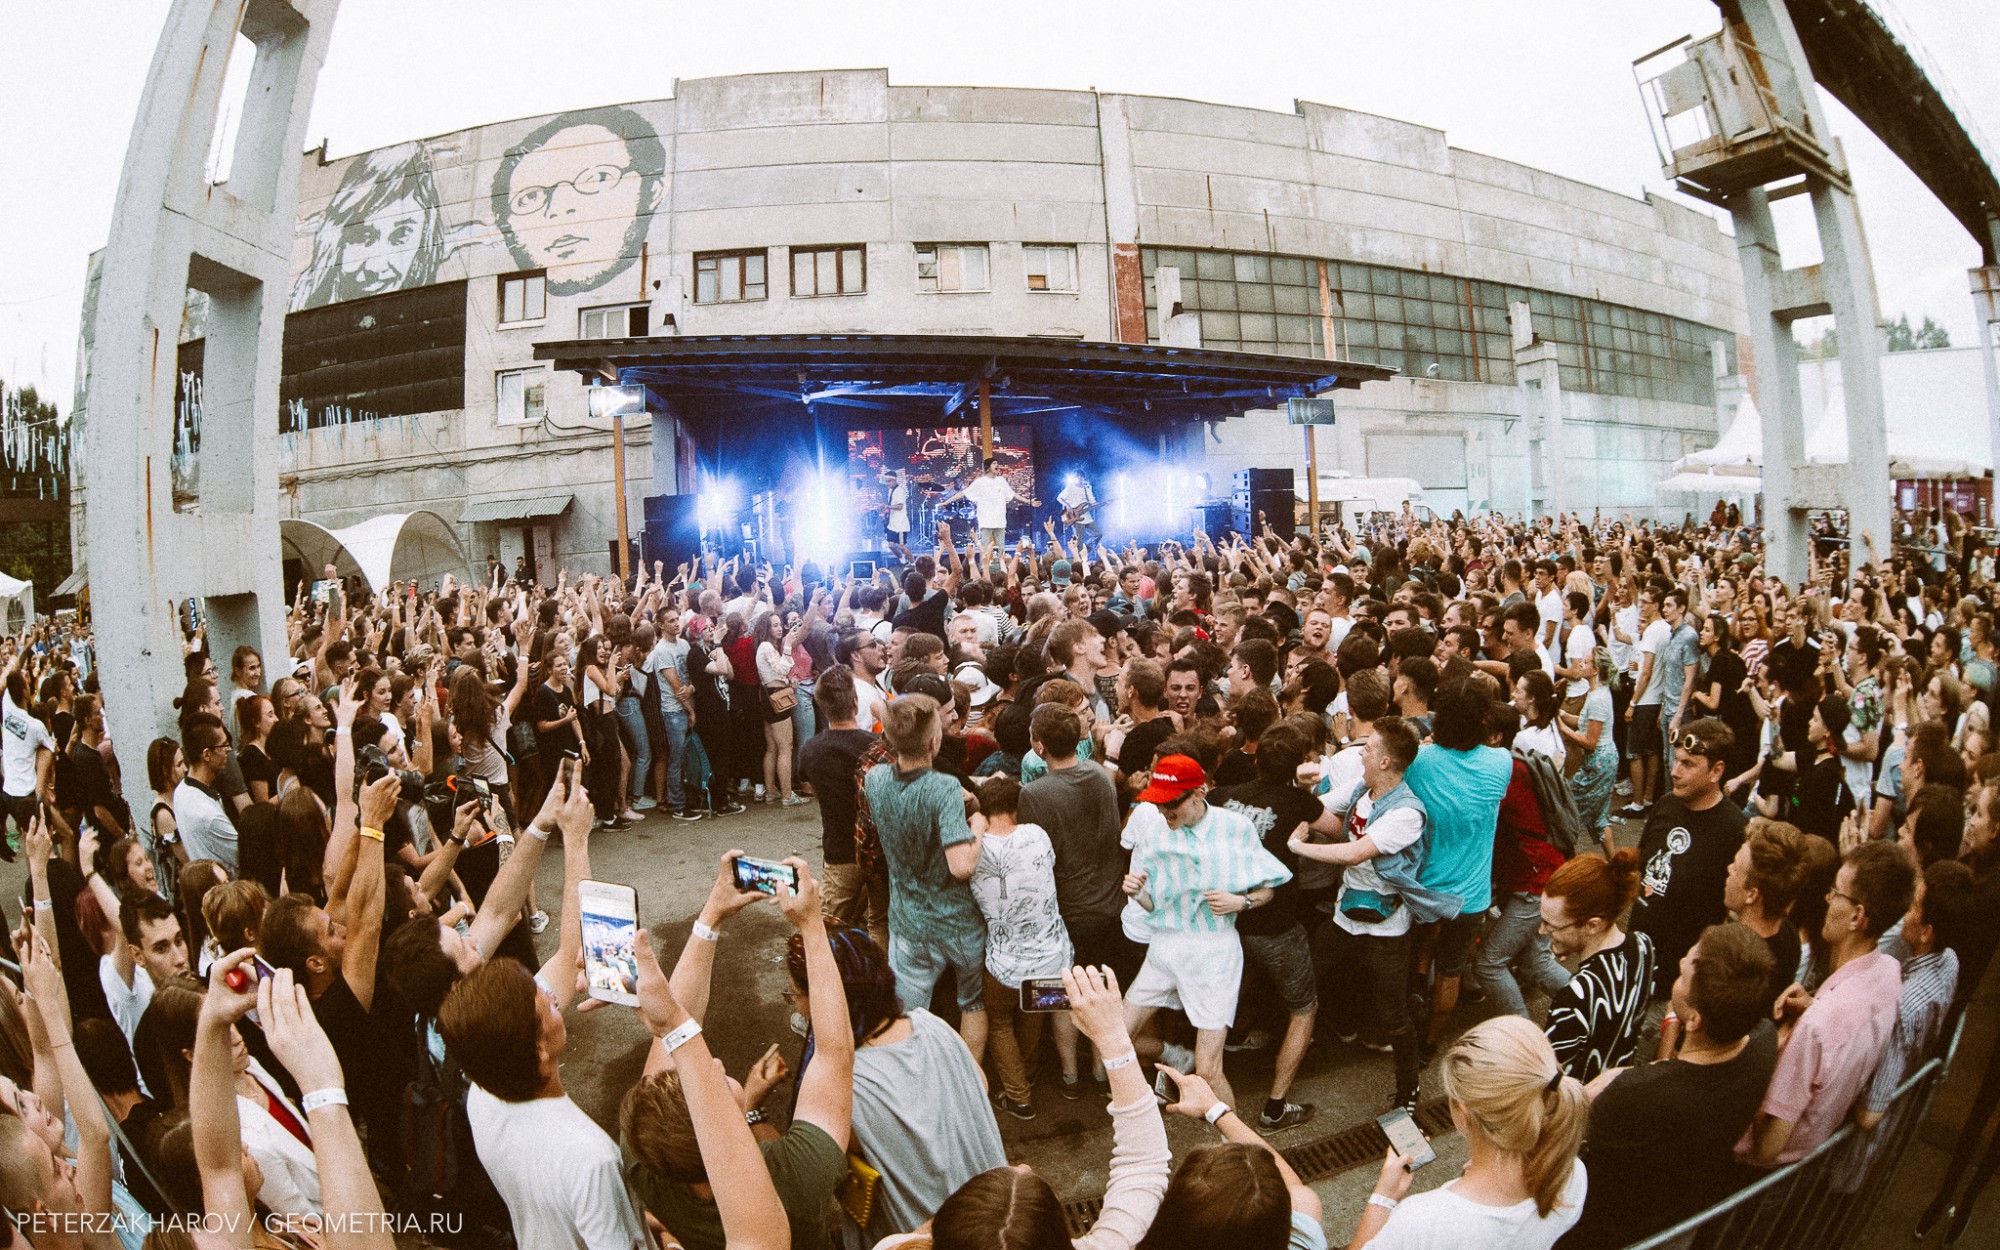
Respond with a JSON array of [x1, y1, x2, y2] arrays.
[[1440, 1016, 1587, 1218]]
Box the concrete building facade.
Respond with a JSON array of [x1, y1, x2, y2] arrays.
[[96, 69, 1749, 581]]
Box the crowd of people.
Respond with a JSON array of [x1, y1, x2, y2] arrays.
[[0, 488, 1995, 1250]]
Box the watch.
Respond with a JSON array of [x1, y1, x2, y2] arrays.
[[744, 1107, 768, 1127]]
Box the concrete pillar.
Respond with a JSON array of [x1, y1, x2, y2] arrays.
[[1730, 188, 1812, 583], [1510, 302, 1564, 519], [1973, 264, 2000, 522], [81, 0, 339, 825]]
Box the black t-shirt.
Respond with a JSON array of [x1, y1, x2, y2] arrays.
[[1558, 1022, 1778, 1250], [1116, 717, 1175, 779], [891, 590, 951, 642], [66, 740, 119, 822], [686, 640, 730, 723], [118, 1097, 173, 1216], [531, 683, 580, 756], [313, 973, 416, 1172], [1629, 795, 1747, 996], [797, 729, 879, 864], [1211, 749, 1259, 790], [1765, 636, 1820, 695], [1790, 755, 1854, 841], [1763, 921, 1802, 1003], [1210, 777, 1320, 936], [238, 744, 278, 797]]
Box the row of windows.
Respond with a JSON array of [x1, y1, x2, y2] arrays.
[[1139, 247, 1732, 406]]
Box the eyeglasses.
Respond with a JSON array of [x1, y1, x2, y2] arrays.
[[1827, 887, 1861, 907], [1538, 916, 1587, 936], [507, 165, 638, 215]]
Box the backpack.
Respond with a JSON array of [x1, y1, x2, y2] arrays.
[[1511, 748, 1584, 860]]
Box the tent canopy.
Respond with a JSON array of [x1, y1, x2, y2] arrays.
[[281, 511, 469, 593], [1675, 395, 1765, 472], [1658, 470, 1762, 496], [0, 572, 34, 630]]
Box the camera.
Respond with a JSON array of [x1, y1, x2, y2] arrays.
[[425, 769, 494, 841]]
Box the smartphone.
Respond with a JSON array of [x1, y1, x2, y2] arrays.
[[732, 855, 800, 896], [558, 752, 581, 797], [579, 880, 641, 1007], [1153, 1067, 1179, 1103], [848, 559, 876, 581], [1377, 1108, 1436, 1169], [252, 953, 279, 983], [1019, 977, 1070, 1013]]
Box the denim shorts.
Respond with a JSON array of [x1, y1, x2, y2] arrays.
[[889, 924, 988, 1015], [1241, 925, 1318, 1014]]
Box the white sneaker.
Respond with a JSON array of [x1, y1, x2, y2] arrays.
[[1615, 779, 1633, 796], [1158, 1042, 1195, 1074], [631, 797, 658, 811], [754, 784, 767, 801]]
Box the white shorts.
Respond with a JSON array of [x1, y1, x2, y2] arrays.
[[1126, 930, 1243, 1031]]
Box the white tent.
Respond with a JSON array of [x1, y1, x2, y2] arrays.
[[1675, 394, 1765, 472], [1658, 469, 1762, 496], [1805, 389, 1990, 479], [280, 511, 469, 593], [0, 572, 35, 631]]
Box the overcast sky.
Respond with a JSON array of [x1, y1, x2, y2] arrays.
[[2, 0, 1994, 410]]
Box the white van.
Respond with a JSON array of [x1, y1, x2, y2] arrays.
[[1293, 474, 1430, 529]]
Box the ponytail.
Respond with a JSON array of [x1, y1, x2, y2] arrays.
[[1439, 1016, 1588, 1219], [1544, 847, 1642, 925]]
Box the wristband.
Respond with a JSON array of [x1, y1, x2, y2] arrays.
[[1368, 1194, 1399, 1212], [663, 1019, 703, 1053], [744, 1107, 768, 1127], [32, 898, 52, 911], [300, 1088, 349, 1114], [1204, 1101, 1231, 1125], [526, 823, 552, 842], [358, 826, 385, 843], [1100, 1052, 1137, 1072], [334, 726, 351, 737], [691, 921, 720, 943]]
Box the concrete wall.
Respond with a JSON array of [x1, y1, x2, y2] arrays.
[[253, 69, 1747, 572]]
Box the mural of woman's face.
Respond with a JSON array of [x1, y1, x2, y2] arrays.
[[336, 194, 425, 299], [502, 124, 655, 289]]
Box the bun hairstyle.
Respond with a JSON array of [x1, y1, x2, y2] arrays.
[[1543, 848, 1642, 926], [1441, 1016, 1588, 1218]]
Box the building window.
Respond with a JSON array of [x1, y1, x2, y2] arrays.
[[792, 245, 866, 297], [1024, 245, 1078, 293], [580, 304, 649, 338], [499, 273, 546, 325], [695, 250, 767, 304], [496, 368, 547, 427], [916, 243, 989, 293]]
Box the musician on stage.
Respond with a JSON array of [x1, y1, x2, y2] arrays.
[[941, 458, 1039, 553], [880, 468, 913, 549], [1058, 474, 1102, 553]]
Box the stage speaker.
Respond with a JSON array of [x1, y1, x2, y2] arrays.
[[1233, 468, 1294, 536], [641, 494, 701, 570], [1196, 501, 1235, 542]]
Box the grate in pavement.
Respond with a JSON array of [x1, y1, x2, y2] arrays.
[[1061, 1100, 1454, 1234]]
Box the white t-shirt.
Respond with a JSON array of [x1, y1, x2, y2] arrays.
[[99, 958, 155, 1044], [465, 1085, 648, 1250], [1562, 620, 1596, 698], [888, 482, 910, 532], [1119, 802, 1167, 944], [969, 825, 1074, 984], [1609, 604, 1639, 679], [173, 778, 240, 875], [1, 692, 53, 798], [1514, 723, 1564, 763], [1330, 791, 1426, 937], [1365, 1161, 1587, 1250], [1634, 619, 1672, 706], [963, 475, 1018, 529], [1536, 590, 1564, 646]]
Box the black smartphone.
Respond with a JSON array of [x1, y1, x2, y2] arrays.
[[1377, 1108, 1436, 1168], [732, 855, 799, 896], [1018, 977, 1069, 1013]]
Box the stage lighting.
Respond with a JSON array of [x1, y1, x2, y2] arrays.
[[587, 384, 645, 419], [1066, 473, 1080, 489], [697, 478, 739, 533], [794, 471, 854, 566]]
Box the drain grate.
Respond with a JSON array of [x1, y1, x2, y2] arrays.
[[1061, 1101, 1454, 1234]]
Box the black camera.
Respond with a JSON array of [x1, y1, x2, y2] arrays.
[[354, 743, 426, 807], [424, 769, 494, 842]]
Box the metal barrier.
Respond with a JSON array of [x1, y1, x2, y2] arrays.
[[1623, 1014, 1967, 1250]]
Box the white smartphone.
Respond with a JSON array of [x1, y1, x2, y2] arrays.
[[1377, 1108, 1436, 1168], [579, 880, 640, 1007]]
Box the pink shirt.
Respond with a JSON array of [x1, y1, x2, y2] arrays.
[[1736, 950, 1901, 1167]]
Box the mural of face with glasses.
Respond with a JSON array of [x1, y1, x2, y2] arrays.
[[492, 105, 666, 296]]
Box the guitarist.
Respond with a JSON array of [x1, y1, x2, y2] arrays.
[[1058, 473, 1103, 552]]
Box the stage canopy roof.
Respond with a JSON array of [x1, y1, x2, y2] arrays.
[[536, 333, 1395, 429]]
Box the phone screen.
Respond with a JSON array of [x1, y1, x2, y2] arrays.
[[1018, 977, 1069, 1013], [732, 855, 799, 896], [579, 880, 641, 1007], [1377, 1108, 1436, 1168], [252, 954, 279, 983]]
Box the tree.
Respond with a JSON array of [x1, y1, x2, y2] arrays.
[[1885, 314, 1951, 352]]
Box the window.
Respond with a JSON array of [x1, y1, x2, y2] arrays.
[[916, 243, 989, 293], [496, 368, 547, 427], [792, 245, 866, 297], [1024, 244, 1077, 292], [499, 273, 545, 324], [579, 304, 649, 338], [695, 250, 767, 304]]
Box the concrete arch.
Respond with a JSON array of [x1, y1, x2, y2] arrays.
[[280, 511, 469, 593]]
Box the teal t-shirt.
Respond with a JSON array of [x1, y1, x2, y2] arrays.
[[1405, 742, 1512, 914]]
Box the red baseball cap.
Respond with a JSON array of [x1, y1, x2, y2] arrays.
[[1135, 754, 1206, 804]]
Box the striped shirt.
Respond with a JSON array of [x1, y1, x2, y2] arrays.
[[1132, 802, 1290, 936], [1863, 948, 1958, 1114]]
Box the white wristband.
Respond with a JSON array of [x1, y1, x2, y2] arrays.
[[526, 823, 552, 842], [1204, 1101, 1231, 1125], [300, 1088, 348, 1114], [691, 921, 720, 943], [1100, 1051, 1137, 1072], [1368, 1194, 1398, 1212], [663, 1019, 703, 1053], [333, 726, 351, 737]]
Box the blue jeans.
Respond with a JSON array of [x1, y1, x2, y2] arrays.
[[1474, 891, 1573, 1018], [790, 679, 817, 767], [1070, 519, 1102, 552], [659, 696, 692, 811], [615, 695, 650, 801]]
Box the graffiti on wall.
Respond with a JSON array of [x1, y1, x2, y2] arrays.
[[288, 104, 668, 311]]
